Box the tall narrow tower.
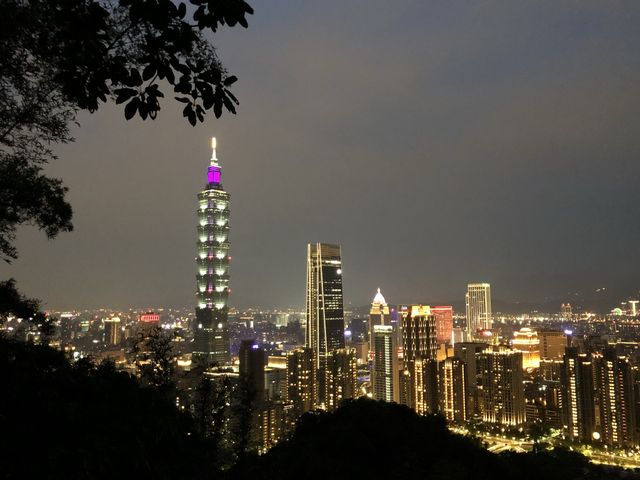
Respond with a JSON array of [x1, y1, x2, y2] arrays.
[[305, 243, 345, 406], [305, 243, 345, 363], [193, 137, 231, 367], [465, 283, 492, 337]]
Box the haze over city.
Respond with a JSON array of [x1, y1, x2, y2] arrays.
[[6, 1, 640, 311]]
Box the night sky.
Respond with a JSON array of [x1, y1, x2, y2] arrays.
[[6, 1, 640, 310]]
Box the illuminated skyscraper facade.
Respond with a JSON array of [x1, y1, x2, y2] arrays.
[[103, 316, 122, 346], [369, 288, 390, 352], [561, 348, 595, 443], [400, 305, 438, 413], [453, 342, 488, 415], [465, 283, 492, 337], [512, 327, 540, 369], [193, 138, 231, 367], [432, 305, 453, 344], [477, 347, 525, 426], [372, 324, 399, 403], [594, 349, 638, 448], [305, 243, 344, 406], [305, 243, 345, 360], [439, 357, 467, 422]]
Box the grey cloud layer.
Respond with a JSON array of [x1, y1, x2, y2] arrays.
[[7, 0, 640, 309]]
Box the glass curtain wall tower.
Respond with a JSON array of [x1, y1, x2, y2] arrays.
[[194, 137, 231, 367], [305, 243, 345, 362], [305, 243, 345, 406], [465, 283, 492, 338]]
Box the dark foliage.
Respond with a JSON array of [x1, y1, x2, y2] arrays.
[[129, 325, 175, 391], [0, 157, 73, 262], [229, 397, 638, 480], [0, 0, 252, 263], [0, 279, 54, 340], [0, 0, 253, 320], [0, 337, 215, 480]]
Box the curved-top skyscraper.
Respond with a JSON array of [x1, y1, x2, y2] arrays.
[[193, 137, 231, 367]]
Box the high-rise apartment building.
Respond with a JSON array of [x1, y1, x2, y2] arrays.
[[465, 283, 492, 337], [432, 305, 453, 344], [324, 348, 357, 410], [560, 347, 595, 443], [305, 243, 345, 407], [439, 357, 467, 422], [372, 325, 399, 403], [194, 138, 231, 367], [453, 341, 488, 415], [286, 347, 316, 416], [413, 357, 439, 414], [477, 347, 525, 426], [594, 349, 638, 448]]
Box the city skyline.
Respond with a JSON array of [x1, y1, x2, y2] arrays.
[[5, 2, 640, 476], [5, 2, 640, 311]]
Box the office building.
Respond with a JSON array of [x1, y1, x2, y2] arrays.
[[512, 327, 540, 369], [305, 243, 345, 406], [372, 324, 399, 403], [465, 283, 492, 337], [561, 303, 572, 317], [477, 347, 525, 426], [305, 243, 345, 360], [239, 339, 266, 403], [194, 138, 231, 367], [103, 316, 122, 346], [400, 305, 438, 413], [369, 288, 390, 352], [560, 347, 595, 443], [401, 305, 437, 363], [432, 306, 453, 344], [453, 342, 488, 415], [439, 357, 467, 422], [539, 330, 567, 360]]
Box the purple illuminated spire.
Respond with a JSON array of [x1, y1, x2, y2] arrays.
[[207, 137, 222, 185], [208, 166, 221, 184]]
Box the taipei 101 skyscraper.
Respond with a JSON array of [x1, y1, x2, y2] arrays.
[[193, 137, 231, 367]]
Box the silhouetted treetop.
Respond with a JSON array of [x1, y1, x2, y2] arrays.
[[231, 398, 637, 480], [2, 0, 252, 125], [0, 0, 252, 264], [0, 337, 216, 480]]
